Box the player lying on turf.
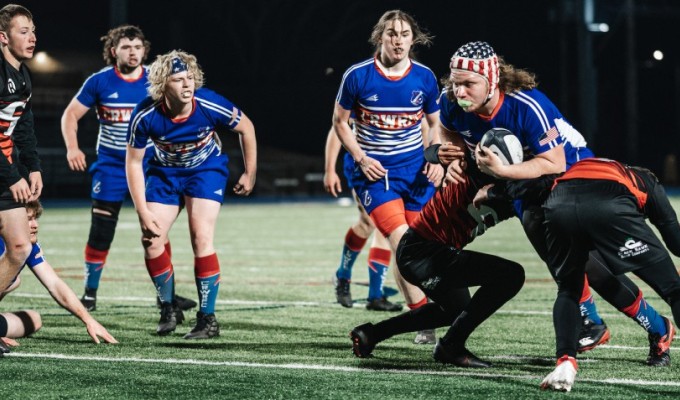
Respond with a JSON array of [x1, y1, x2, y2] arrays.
[[0, 200, 117, 354]]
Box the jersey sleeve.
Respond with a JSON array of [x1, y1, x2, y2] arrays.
[[422, 72, 440, 115], [204, 90, 243, 130], [335, 69, 358, 111], [519, 93, 567, 156], [127, 100, 152, 149], [438, 92, 458, 132], [25, 242, 46, 269], [74, 73, 99, 108]]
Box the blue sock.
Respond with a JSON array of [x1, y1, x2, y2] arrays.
[[579, 295, 603, 325], [623, 294, 667, 336], [367, 248, 390, 301], [84, 261, 104, 290], [335, 229, 367, 281], [152, 270, 174, 304], [196, 273, 220, 315]]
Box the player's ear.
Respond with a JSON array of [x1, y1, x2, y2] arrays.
[[110, 46, 117, 59], [0, 31, 9, 45]]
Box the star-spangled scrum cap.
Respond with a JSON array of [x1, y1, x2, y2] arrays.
[[449, 41, 499, 99], [171, 57, 188, 75]]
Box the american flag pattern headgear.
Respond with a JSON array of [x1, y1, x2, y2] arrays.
[[449, 41, 499, 99], [171, 57, 188, 75]]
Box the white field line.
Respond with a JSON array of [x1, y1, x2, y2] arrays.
[[5, 352, 680, 388]]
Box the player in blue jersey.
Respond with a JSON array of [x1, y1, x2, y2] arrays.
[[0, 201, 117, 354], [333, 10, 455, 344], [61, 25, 194, 312], [439, 41, 670, 356], [0, 4, 42, 300], [127, 50, 257, 339], [324, 126, 401, 312]]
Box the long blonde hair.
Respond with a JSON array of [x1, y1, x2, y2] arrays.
[[368, 10, 433, 56], [147, 50, 205, 101]]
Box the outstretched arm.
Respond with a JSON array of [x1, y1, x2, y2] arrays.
[[233, 112, 257, 196], [32, 260, 118, 344]]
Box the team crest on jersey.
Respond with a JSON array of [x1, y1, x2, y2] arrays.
[[410, 90, 424, 106], [7, 78, 16, 94], [459, 130, 472, 137], [617, 237, 649, 259], [362, 190, 372, 207]]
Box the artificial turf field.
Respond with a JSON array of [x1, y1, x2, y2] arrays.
[[1, 199, 680, 399]]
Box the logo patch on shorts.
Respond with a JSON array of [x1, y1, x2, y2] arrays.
[[93, 180, 102, 194], [362, 190, 372, 207], [618, 237, 649, 259]]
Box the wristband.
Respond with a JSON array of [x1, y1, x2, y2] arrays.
[[424, 144, 442, 164]]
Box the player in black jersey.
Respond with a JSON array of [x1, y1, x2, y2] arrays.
[[0, 4, 41, 303]]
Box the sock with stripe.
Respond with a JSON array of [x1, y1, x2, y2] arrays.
[[145, 250, 174, 304], [335, 228, 367, 281], [578, 277, 603, 324], [84, 245, 108, 291], [621, 290, 667, 336], [195, 253, 220, 315], [367, 247, 390, 301]]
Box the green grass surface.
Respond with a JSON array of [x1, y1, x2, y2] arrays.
[[2, 200, 680, 399]]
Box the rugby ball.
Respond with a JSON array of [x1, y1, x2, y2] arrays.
[[479, 128, 524, 165]]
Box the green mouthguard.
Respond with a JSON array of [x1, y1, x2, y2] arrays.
[[457, 99, 472, 108]]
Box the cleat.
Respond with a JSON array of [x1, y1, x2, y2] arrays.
[[577, 318, 610, 353], [366, 297, 403, 312], [647, 316, 675, 367], [333, 276, 352, 308], [156, 294, 197, 311], [350, 323, 376, 358], [432, 340, 491, 368], [541, 355, 578, 392], [414, 329, 436, 344], [184, 312, 220, 339], [0, 338, 10, 355], [80, 288, 97, 311], [157, 302, 184, 336]]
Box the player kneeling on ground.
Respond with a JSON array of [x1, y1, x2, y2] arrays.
[[0, 201, 117, 354]]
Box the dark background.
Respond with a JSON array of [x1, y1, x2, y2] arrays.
[[14, 0, 680, 197]]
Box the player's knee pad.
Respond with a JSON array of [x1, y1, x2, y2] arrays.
[[88, 200, 122, 250]]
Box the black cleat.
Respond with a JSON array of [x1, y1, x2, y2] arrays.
[[80, 288, 97, 311], [366, 297, 403, 312], [0, 337, 10, 355], [184, 312, 220, 339], [578, 318, 610, 353], [433, 340, 492, 368], [334, 276, 352, 308], [350, 323, 376, 358], [647, 317, 675, 367], [156, 294, 197, 311], [157, 302, 184, 336]]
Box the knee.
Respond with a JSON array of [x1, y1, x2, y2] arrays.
[[505, 261, 525, 294], [353, 215, 374, 237], [25, 310, 42, 334]]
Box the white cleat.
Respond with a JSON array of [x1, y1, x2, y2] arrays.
[[540, 355, 577, 392]]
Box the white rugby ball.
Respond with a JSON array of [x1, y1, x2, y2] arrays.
[[479, 128, 524, 165]]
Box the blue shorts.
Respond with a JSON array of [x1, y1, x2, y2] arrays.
[[145, 154, 229, 205], [352, 157, 435, 215], [342, 152, 357, 190], [90, 149, 153, 202]]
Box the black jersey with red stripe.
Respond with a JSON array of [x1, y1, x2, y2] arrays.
[[0, 52, 40, 188]]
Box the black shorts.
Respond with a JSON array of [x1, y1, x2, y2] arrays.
[[545, 180, 670, 277], [0, 190, 24, 212]]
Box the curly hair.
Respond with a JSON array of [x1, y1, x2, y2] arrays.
[[0, 4, 32, 32], [147, 50, 204, 101], [368, 9, 433, 55], [100, 25, 150, 66], [442, 57, 538, 102]]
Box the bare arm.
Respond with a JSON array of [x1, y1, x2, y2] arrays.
[[233, 112, 257, 196], [476, 143, 566, 180], [323, 126, 343, 197], [332, 103, 385, 181], [126, 145, 160, 238], [32, 262, 117, 344], [60, 99, 91, 172]]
